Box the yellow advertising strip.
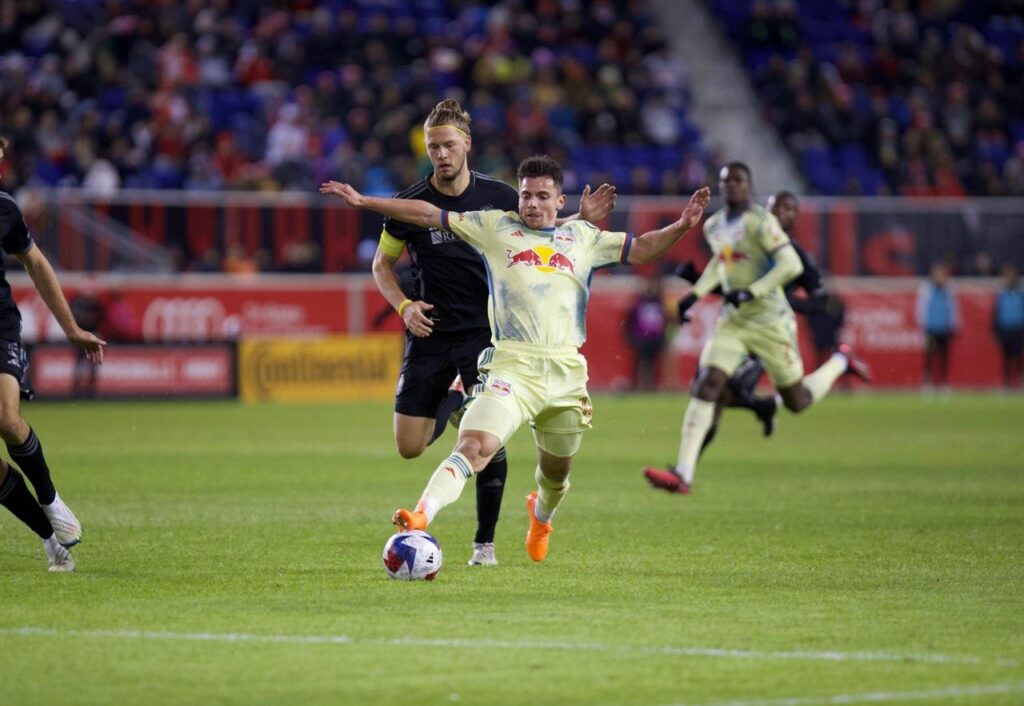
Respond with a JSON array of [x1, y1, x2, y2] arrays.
[[239, 334, 404, 402]]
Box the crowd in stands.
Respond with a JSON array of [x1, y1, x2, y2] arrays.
[[711, 0, 1024, 196], [0, 0, 716, 198]]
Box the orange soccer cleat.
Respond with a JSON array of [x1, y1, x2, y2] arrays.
[[392, 507, 428, 531], [524, 492, 553, 562]]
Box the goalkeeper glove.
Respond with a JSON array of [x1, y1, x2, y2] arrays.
[[724, 289, 754, 307], [677, 292, 698, 323]]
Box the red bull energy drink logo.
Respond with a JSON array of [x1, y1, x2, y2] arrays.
[[720, 245, 749, 265], [505, 245, 575, 275]]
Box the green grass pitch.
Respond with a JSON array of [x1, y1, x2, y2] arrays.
[[1, 394, 1022, 705]]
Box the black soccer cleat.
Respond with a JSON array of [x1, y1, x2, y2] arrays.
[[753, 395, 778, 438]]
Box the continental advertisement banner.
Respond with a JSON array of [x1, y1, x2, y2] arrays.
[[239, 334, 403, 402]]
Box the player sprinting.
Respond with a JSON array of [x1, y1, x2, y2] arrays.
[[644, 163, 869, 495], [323, 156, 710, 562], [0, 135, 106, 571], [369, 100, 615, 566], [667, 189, 828, 456]]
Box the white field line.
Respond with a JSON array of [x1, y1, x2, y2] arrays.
[[0, 626, 1018, 669], [669, 681, 1024, 706]]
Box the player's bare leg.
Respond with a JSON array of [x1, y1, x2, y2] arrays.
[[393, 414, 440, 459], [779, 344, 871, 413], [392, 429, 500, 530]]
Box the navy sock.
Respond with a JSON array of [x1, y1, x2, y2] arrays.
[[0, 465, 54, 539], [8, 429, 55, 505], [429, 390, 466, 445], [473, 448, 507, 544]]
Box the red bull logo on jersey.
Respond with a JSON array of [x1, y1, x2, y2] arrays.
[[721, 245, 749, 265], [489, 378, 512, 396], [505, 245, 576, 275]]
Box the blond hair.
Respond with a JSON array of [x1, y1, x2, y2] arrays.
[[424, 99, 472, 135]]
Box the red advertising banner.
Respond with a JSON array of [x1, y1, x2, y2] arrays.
[[10, 275, 1008, 393], [12, 278, 350, 343], [581, 283, 1005, 390], [30, 344, 236, 398]]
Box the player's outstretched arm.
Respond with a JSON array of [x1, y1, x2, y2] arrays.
[[626, 187, 711, 265], [320, 181, 444, 230], [554, 183, 617, 226], [16, 246, 106, 364]]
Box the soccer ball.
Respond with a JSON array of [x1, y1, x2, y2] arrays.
[[382, 530, 443, 581]]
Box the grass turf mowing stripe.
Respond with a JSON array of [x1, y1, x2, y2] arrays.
[[670, 681, 1024, 706], [1, 627, 1016, 667]]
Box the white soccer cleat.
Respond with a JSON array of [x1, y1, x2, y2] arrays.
[[467, 542, 498, 566], [41, 493, 82, 547], [43, 535, 75, 573]]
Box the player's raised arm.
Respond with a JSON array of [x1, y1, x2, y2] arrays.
[[626, 186, 711, 265], [555, 183, 618, 226], [320, 181, 445, 231]]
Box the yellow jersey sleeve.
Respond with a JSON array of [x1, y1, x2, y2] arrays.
[[587, 222, 631, 268], [756, 213, 790, 254], [441, 209, 500, 252]]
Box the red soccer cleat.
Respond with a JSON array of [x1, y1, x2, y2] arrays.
[[642, 466, 691, 495], [838, 343, 872, 383]]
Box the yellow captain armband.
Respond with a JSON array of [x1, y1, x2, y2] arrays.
[[378, 229, 406, 259], [397, 299, 414, 316]]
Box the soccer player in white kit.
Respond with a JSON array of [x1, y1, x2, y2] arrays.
[[322, 156, 710, 562]]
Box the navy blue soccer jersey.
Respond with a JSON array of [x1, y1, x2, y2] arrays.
[[382, 171, 518, 334], [0, 191, 33, 339]]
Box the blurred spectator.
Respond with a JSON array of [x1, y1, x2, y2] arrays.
[[993, 264, 1024, 389], [916, 262, 959, 392], [103, 290, 140, 343], [222, 244, 259, 275], [0, 1, 713, 199], [625, 277, 669, 391], [723, 0, 1024, 195], [69, 289, 105, 398]]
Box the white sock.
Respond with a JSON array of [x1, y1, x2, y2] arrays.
[[803, 353, 848, 404], [675, 398, 716, 485], [418, 452, 473, 522]]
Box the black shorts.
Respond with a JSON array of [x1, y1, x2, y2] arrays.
[[395, 328, 492, 418], [998, 329, 1024, 356], [0, 339, 34, 400], [926, 333, 952, 352]]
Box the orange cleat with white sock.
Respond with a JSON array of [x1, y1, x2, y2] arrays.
[[392, 504, 428, 531], [524, 492, 553, 562]]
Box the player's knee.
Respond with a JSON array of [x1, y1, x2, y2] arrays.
[[453, 435, 497, 471], [780, 387, 810, 413], [0, 409, 24, 441], [396, 442, 426, 460]]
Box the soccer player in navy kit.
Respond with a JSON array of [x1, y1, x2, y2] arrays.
[[371, 100, 614, 565], [0, 136, 106, 571]]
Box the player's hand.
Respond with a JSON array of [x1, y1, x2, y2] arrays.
[[68, 330, 106, 364], [403, 301, 435, 337], [724, 289, 754, 307], [579, 183, 616, 223], [677, 292, 698, 324], [319, 181, 365, 207], [674, 261, 699, 284], [679, 186, 711, 230]]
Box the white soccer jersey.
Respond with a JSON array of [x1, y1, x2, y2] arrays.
[[441, 210, 632, 348]]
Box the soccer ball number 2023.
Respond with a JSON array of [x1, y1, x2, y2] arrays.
[[382, 530, 443, 581]]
